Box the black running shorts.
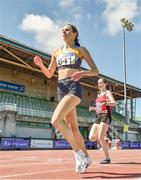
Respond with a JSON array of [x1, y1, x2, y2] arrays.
[[57, 77, 82, 102], [95, 113, 111, 125]]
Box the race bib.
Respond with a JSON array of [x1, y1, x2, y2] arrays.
[[96, 103, 101, 112], [57, 54, 76, 66]]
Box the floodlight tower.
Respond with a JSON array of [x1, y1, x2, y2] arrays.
[[120, 18, 134, 141]]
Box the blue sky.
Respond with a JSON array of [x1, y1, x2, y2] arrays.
[[0, 0, 141, 117]]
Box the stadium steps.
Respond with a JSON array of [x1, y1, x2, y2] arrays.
[[112, 110, 125, 125], [76, 106, 95, 117], [0, 91, 56, 118]]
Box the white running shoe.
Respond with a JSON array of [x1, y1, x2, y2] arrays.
[[85, 156, 93, 169], [75, 150, 87, 173]]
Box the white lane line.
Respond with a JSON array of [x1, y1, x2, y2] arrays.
[[0, 156, 38, 162], [0, 168, 75, 178], [1, 156, 140, 164], [0, 161, 73, 167], [0, 158, 73, 167], [0, 157, 73, 161]]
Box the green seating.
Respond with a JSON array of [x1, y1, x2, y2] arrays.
[[0, 91, 56, 118], [112, 110, 125, 124]]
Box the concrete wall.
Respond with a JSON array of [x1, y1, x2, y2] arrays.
[[0, 111, 53, 138], [0, 111, 17, 137], [15, 126, 53, 138]]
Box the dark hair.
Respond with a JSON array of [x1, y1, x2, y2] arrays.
[[68, 24, 80, 46], [98, 78, 110, 90]]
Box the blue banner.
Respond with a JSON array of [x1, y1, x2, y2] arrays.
[[53, 140, 97, 149], [121, 141, 141, 149], [0, 138, 30, 150], [85, 141, 97, 149], [121, 141, 130, 149], [0, 81, 25, 92], [54, 140, 71, 149], [130, 141, 141, 149]]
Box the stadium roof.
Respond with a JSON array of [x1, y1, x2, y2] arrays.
[[0, 34, 141, 100]]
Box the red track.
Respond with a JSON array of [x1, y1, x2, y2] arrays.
[[0, 149, 141, 179]]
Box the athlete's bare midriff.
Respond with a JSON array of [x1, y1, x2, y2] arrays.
[[58, 68, 79, 80]]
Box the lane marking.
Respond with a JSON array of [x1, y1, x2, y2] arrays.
[[0, 168, 75, 178]]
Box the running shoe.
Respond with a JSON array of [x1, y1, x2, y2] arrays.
[[75, 150, 87, 173], [100, 158, 111, 164], [85, 156, 93, 168]]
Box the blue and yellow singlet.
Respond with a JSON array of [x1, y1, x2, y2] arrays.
[[56, 45, 83, 70]]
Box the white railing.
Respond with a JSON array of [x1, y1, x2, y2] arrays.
[[0, 102, 94, 123], [77, 116, 95, 123], [0, 102, 53, 118], [17, 107, 53, 118], [0, 102, 17, 112]]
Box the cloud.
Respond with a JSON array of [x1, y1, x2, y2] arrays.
[[102, 0, 140, 36], [71, 6, 83, 22], [58, 0, 74, 8], [57, 0, 83, 24], [19, 14, 62, 53]]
